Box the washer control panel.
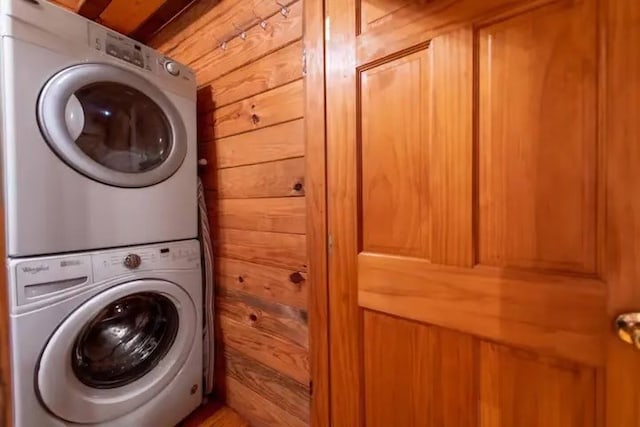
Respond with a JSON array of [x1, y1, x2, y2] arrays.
[[92, 240, 201, 282]]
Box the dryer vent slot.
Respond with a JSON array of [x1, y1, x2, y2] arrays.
[[24, 276, 88, 300]]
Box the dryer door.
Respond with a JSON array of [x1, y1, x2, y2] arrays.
[[37, 279, 197, 424], [38, 63, 187, 188]]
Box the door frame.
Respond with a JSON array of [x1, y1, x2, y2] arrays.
[[322, 0, 640, 425], [304, 0, 331, 425]]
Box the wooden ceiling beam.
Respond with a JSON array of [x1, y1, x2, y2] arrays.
[[77, 0, 112, 20], [131, 0, 200, 43]]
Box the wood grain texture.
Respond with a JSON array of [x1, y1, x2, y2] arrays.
[[191, 1, 302, 84], [364, 311, 477, 427], [605, 0, 640, 424], [214, 157, 305, 199], [359, 0, 411, 33], [217, 289, 308, 348], [150, 0, 290, 54], [358, 252, 606, 366], [150, 0, 308, 424], [217, 197, 306, 234], [224, 376, 307, 427], [429, 28, 473, 266], [52, 0, 81, 10], [223, 348, 309, 422], [204, 119, 304, 168], [478, 0, 597, 274], [77, 0, 112, 19], [360, 49, 430, 258], [216, 229, 307, 272], [131, 0, 202, 43], [325, 0, 361, 423], [480, 342, 596, 427], [198, 41, 303, 109], [218, 315, 309, 385], [304, 0, 331, 424], [179, 401, 249, 427], [216, 257, 307, 309], [325, 0, 640, 424], [98, 0, 166, 34], [355, 0, 558, 66], [210, 80, 303, 139]]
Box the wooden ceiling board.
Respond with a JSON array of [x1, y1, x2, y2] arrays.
[[76, 0, 112, 19], [98, 0, 167, 34], [50, 0, 202, 42]]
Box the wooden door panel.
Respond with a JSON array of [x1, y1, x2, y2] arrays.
[[360, 49, 430, 258], [364, 311, 477, 427], [479, 341, 597, 427], [326, 0, 640, 424], [359, 253, 605, 366], [478, 0, 598, 273]]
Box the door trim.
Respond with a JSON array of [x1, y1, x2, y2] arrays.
[[304, 0, 331, 425]]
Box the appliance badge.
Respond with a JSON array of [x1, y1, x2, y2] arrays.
[[21, 265, 49, 274], [61, 259, 82, 267]]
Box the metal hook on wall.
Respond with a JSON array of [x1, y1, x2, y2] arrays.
[[276, 1, 289, 17], [232, 22, 248, 40], [252, 10, 268, 30]]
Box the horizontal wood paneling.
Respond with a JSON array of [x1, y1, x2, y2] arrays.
[[214, 158, 305, 199], [151, 0, 287, 53], [217, 197, 306, 234], [225, 376, 307, 427], [216, 258, 307, 309], [207, 80, 303, 139], [198, 41, 303, 109], [358, 252, 606, 366], [216, 229, 307, 271], [192, 1, 302, 84], [219, 315, 309, 384], [223, 348, 309, 422], [152, 0, 308, 423], [202, 119, 304, 168], [217, 289, 308, 348]]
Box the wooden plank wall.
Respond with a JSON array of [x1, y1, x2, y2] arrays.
[[149, 1, 309, 426]]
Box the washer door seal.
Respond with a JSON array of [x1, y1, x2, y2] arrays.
[[38, 63, 187, 188], [37, 280, 197, 424]]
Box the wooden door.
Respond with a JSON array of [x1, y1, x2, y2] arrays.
[[325, 0, 640, 425]]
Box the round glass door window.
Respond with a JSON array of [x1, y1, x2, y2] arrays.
[[38, 63, 188, 187], [68, 83, 171, 173], [71, 292, 179, 389]]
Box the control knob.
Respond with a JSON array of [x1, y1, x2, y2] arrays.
[[123, 254, 142, 269], [165, 61, 180, 76]]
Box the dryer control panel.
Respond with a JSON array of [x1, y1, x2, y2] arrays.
[[87, 22, 195, 86]]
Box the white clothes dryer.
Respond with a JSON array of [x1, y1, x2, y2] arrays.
[[0, 0, 198, 257], [8, 240, 203, 427]]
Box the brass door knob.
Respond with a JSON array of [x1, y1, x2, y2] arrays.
[[616, 313, 640, 349]]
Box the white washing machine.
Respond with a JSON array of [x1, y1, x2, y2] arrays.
[[8, 239, 203, 427], [0, 0, 198, 257]]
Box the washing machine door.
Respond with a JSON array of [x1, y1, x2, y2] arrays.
[[37, 279, 197, 424], [37, 63, 187, 188]]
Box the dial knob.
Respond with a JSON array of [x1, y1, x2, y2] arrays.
[[123, 254, 142, 269], [165, 61, 180, 76]]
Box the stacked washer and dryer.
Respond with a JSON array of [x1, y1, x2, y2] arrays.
[[1, 0, 203, 426]]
